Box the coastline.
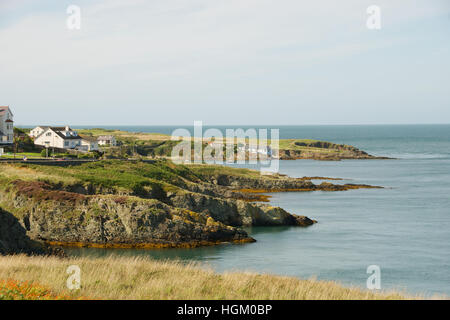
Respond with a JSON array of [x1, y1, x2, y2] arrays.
[[2, 125, 450, 298], [0, 159, 385, 251]]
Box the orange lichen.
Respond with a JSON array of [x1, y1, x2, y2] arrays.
[[46, 238, 255, 249]]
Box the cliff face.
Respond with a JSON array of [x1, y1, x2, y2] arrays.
[[0, 191, 253, 248], [0, 180, 318, 248], [0, 207, 49, 255], [169, 191, 314, 227]]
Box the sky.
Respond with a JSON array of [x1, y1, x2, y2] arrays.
[[1, 0, 449, 126]]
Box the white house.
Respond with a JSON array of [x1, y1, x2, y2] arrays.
[[0, 106, 14, 145], [29, 126, 50, 138], [79, 136, 99, 151], [34, 126, 82, 149], [97, 135, 117, 146]]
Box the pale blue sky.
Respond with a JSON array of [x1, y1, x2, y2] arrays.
[[1, 0, 449, 125]]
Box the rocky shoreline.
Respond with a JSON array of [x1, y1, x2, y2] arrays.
[[0, 161, 381, 253], [277, 141, 392, 160]]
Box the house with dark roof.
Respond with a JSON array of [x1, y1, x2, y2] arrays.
[[0, 106, 14, 145], [34, 126, 82, 149]]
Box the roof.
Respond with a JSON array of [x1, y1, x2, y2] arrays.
[[51, 126, 71, 131], [0, 106, 13, 117], [5, 119, 13, 123], [35, 127, 81, 140], [34, 126, 71, 131], [80, 135, 98, 142], [54, 131, 81, 140]]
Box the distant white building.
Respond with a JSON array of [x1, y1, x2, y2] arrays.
[[97, 135, 117, 146], [237, 144, 272, 156], [0, 106, 14, 145], [34, 126, 82, 149], [79, 136, 99, 151]]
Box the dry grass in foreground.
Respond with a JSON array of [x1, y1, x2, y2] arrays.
[[0, 255, 412, 300]]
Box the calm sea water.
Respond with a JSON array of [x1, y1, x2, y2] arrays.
[[65, 125, 450, 296]]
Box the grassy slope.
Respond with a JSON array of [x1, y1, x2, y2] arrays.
[[0, 160, 268, 192], [0, 255, 411, 300]]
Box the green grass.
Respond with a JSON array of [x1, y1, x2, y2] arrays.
[[0, 160, 205, 196], [187, 164, 262, 179], [0, 152, 43, 159], [0, 160, 272, 198]]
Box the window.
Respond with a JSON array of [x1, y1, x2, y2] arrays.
[[46, 132, 52, 136]]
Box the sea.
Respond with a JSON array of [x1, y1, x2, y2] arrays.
[[64, 124, 450, 296]]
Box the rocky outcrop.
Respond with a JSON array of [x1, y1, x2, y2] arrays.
[[0, 171, 322, 248], [0, 190, 254, 248], [278, 141, 391, 160], [204, 174, 382, 192], [169, 191, 314, 227], [0, 207, 50, 255]]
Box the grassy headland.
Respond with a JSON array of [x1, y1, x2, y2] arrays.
[[4, 127, 387, 160], [75, 127, 386, 160], [0, 255, 410, 300]]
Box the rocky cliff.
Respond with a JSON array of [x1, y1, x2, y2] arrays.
[[0, 207, 50, 255], [0, 186, 254, 248], [0, 160, 381, 249]]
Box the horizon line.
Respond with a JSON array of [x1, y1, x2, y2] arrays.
[[15, 123, 450, 128]]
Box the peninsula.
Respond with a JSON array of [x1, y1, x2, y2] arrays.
[[73, 128, 388, 161]]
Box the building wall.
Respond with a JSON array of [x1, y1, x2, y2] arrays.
[[98, 136, 116, 146], [81, 140, 99, 151], [29, 127, 46, 138], [0, 109, 14, 144], [34, 129, 82, 149], [34, 130, 63, 148]]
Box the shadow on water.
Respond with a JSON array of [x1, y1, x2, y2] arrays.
[[63, 241, 255, 263], [244, 226, 293, 236], [63, 226, 291, 262]]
